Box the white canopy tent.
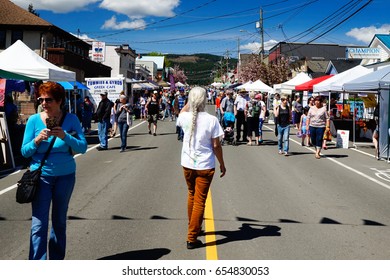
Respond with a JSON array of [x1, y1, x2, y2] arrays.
[[175, 81, 185, 87], [313, 65, 371, 93], [244, 79, 272, 92], [343, 65, 390, 160], [236, 80, 253, 90], [274, 72, 312, 94], [343, 64, 390, 92], [210, 82, 223, 87], [0, 40, 75, 81]]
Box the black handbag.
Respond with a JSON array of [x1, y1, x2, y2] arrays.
[[16, 112, 66, 204]]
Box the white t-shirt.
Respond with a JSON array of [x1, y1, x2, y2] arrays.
[[177, 111, 224, 170]]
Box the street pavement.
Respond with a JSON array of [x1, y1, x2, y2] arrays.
[[0, 104, 389, 260]]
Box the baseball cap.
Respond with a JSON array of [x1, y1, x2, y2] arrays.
[[100, 91, 108, 96]]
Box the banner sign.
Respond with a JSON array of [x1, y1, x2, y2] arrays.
[[85, 78, 125, 104], [346, 48, 381, 59], [91, 41, 105, 63]]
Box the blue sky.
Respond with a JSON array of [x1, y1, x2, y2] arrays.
[[12, 0, 390, 58]]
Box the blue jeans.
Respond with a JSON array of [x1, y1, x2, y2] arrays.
[[216, 108, 222, 124], [29, 173, 76, 260], [309, 126, 325, 149], [98, 119, 110, 148], [118, 121, 129, 149], [258, 118, 264, 137], [277, 125, 290, 152]]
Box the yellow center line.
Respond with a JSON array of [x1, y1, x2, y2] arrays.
[[204, 188, 218, 260]]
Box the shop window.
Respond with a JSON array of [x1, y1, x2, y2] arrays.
[[11, 30, 23, 44]]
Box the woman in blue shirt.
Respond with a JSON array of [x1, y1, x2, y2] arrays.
[[21, 81, 87, 260]]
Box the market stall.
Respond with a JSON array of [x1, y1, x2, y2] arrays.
[[273, 72, 312, 95], [0, 40, 76, 172], [313, 65, 374, 147], [343, 64, 390, 160]]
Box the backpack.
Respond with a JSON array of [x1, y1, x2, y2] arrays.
[[251, 101, 261, 117]]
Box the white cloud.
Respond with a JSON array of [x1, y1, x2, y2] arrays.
[[99, 0, 180, 19], [12, 0, 99, 13], [346, 24, 390, 44], [102, 16, 146, 30], [70, 33, 96, 43], [241, 40, 278, 53]]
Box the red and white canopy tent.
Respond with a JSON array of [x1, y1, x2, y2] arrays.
[[295, 75, 334, 91]]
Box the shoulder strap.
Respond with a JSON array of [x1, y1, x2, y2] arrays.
[[38, 111, 67, 169]]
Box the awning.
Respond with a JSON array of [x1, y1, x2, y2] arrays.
[[295, 75, 333, 91], [58, 81, 89, 90]]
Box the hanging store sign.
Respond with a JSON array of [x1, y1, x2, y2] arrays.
[[346, 48, 381, 59], [91, 41, 106, 63]]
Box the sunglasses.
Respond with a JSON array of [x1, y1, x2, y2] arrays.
[[38, 97, 54, 103]]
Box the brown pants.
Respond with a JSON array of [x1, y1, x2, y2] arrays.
[[183, 167, 215, 243]]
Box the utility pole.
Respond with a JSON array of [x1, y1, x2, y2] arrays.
[[237, 37, 240, 83], [224, 50, 230, 82], [257, 8, 264, 62]]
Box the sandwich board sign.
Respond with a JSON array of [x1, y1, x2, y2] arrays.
[[336, 130, 349, 149]]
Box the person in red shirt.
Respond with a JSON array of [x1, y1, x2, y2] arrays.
[[215, 91, 224, 124]]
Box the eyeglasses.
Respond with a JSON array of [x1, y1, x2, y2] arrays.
[[281, 98, 287, 101], [38, 97, 54, 103]]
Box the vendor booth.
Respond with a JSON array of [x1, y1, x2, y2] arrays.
[[273, 72, 312, 95], [0, 40, 75, 81], [313, 65, 374, 147], [343, 65, 390, 160], [0, 40, 76, 172], [244, 79, 272, 92]]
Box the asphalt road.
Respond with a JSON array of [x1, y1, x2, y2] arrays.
[[1, 105, 390, 260]]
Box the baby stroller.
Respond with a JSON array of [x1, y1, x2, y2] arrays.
[[222, 112, 236, 145]]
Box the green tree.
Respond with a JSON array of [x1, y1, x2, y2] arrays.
[[28, 3, 39, 17]]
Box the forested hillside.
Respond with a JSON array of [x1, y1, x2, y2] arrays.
[[166, 53, 237, 86]]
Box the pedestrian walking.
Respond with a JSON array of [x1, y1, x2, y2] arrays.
[[81, 96, 94, 134], [274, 94, 291, 156], [306, 96, 330, 159], [292, 94, 303, 129], [234, 88, 249, 142], [146, 91, 160, 136], [21, 81, 87, 259], [256, 93, 267, 144], [215, 91, 224, 124], [298, 106, 310, 146], [96, 91, 113, 150], [109, 96, 120, 137], [116, 94, 133, 152], [139, 92, 147, 120], [176, 86, 226, 249], [174, 89, 187, 141], [245, 92, 261, 145], [220, 90, 235, 128]]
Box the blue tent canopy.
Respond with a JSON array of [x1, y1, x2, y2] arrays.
[[58, 81, 89, 90]]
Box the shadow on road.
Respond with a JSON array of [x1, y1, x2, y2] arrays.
[[98, 248, 171, 260], [202, 223, 281, 247]]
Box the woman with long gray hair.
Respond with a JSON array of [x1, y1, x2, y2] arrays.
[[177, 86, 226, 249]]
